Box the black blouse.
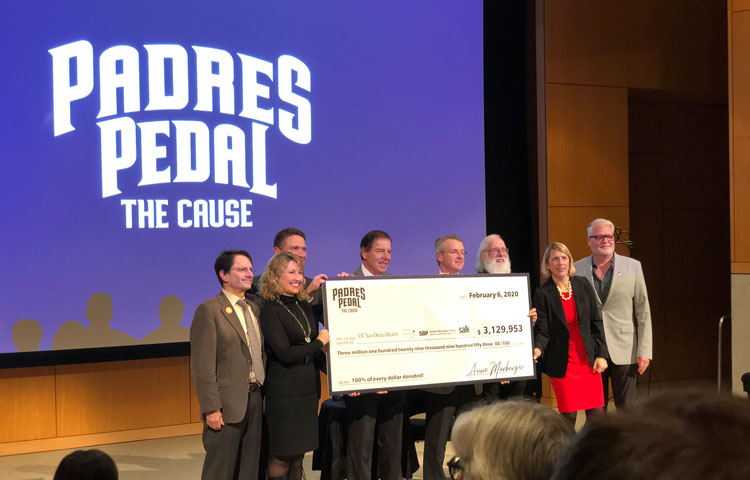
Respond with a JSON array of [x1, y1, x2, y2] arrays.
[[260, 295, 326, 396]]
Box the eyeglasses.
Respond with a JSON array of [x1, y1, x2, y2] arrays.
[[443, 249, 467, 255], [447, 456, 463, 479], [588, 234, 614, 241], [483, 247, 509, 255], [231, 267, 254, 274]]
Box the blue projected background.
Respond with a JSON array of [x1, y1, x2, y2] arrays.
[[0, 0, 486, 353]]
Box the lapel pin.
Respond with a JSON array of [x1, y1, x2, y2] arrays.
[[225, 307, 233, 314]]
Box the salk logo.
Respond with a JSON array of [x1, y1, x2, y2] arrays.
[[458, 325, 470, 334]]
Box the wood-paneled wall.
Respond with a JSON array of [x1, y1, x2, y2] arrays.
[[542, 0, 632, 406], [0, 357, 203, 455], [544, 2, 631, 260], [730, 0, 750, 394], [542, 0, 729, 403], [0, 356, 329, 455]]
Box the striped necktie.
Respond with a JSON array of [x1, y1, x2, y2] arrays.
[[237, 298, 265, 385]]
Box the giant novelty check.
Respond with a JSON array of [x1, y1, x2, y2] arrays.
[[323, 274, 536, 394]]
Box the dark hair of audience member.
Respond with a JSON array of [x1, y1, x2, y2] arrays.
[[451, 400, 574, 480], [54, 449, 118, 480], [551, 390, 750, 480]]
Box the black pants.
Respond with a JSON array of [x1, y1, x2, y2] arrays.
[[423, 385, 478, 480], [602, 361, 638, 410], [481, 380, 526, 402], [345, 391, 405, 480]]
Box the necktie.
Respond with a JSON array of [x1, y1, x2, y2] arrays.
[[237, 298, 265, 385]]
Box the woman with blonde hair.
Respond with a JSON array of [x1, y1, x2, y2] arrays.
[[533, 242, 608, 426], [449, 400, 574, 480], [260, 252, 329, 480]]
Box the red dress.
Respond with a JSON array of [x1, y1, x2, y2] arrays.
[[550, 293, 604, 413]]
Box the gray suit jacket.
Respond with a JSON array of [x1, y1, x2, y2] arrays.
[[190, 292, 265, 423], [574, 253, 653, 365]]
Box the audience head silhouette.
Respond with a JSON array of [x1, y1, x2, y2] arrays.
[[53, 449, 118, 480], [86, 292, 113, 327], [12, 318, 43, 352], [158, 295, 184, 326], [552, 390, 750, 480]]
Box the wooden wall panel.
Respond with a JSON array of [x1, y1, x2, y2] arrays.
[[655, 299, 722, 380], [732, 137, 750, 263], [626, 1, 726, 102], [732, 94, 750, 263], [546, 207, 630, 261], [0, 367, 56, 443], [56, 358, 191, 436], [733, 6, 750, 271], [545, 0, 628, 86], [546, 84, 629, 207], [733, 12, 750, 138], [0, 424, 203, 456]]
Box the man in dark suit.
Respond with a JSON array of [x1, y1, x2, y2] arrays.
[[475, 234, 530, 400], [252, 227, 328, 304], [422, 233, 479, 479], [191, 250, 265, 480], [345, 230, 404, 480]]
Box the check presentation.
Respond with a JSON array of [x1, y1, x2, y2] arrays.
[[323, 274, 535, 395]]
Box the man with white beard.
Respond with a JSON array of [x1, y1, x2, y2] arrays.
[[476, 234, 512, 274], [475, 234, 527, 400]]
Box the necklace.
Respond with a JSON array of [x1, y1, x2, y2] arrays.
[[556, 280, 573, 301], [277, 299, 312, 343]]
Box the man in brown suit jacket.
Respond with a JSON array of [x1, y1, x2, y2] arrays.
[[191, 250, 265, 480]]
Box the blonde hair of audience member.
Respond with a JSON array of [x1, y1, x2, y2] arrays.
[[451, 400, 574, 480], [540, 242, 577, 278], [261, 252, 309, 302]]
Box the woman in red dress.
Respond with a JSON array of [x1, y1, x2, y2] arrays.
[[533, 242, 609, 426]]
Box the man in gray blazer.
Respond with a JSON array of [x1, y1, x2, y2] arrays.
[[574, 219, 653, 410], [344, 230, 404, 480], [191, 250, 265, 479]]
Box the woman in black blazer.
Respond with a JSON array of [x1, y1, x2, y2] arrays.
[[533, 242, 608, 426]]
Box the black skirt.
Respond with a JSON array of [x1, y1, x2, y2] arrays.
[[265, 392, 319, 455]]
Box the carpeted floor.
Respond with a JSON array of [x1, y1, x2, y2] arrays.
[[0, 434, 444, 480]]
